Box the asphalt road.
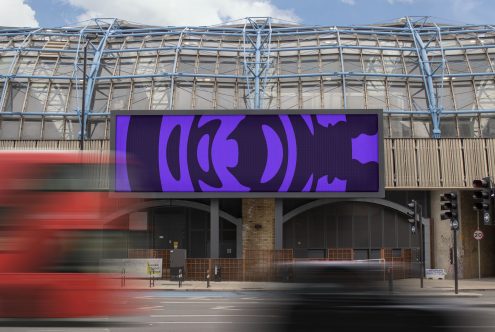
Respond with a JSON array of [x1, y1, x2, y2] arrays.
[[2, 290, 495, 331]]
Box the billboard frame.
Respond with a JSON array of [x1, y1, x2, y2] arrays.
[[110, 109, 384, 198]]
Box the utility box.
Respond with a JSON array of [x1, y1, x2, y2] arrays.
[[170, 249, 187, 281]]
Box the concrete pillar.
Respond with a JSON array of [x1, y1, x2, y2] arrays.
[[242, 198, 275, 256], [210, 199, 219, 258]]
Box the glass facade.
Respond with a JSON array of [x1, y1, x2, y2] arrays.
[[1, 18, 495, 139]]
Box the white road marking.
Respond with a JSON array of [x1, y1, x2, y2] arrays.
[[211, 305, 241, 311], [159, 301, 259, 304], [138, 305, 164, 310], [150, 321, 233, 324], [150, 314, 280, 318]]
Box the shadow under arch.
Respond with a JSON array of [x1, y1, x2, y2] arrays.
[[106, 199, 241, 227], [283, 198, 413, 223]]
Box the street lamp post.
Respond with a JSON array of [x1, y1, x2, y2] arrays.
[[80, 40, 87, 151]]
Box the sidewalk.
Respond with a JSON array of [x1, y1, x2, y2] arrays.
[[114, 277, 495, 296]]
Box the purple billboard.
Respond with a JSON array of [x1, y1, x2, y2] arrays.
[[112, 111, 383, 197]]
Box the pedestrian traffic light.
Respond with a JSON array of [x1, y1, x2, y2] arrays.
[[473, 177, 493, 225], [440, 192, 459, 230]]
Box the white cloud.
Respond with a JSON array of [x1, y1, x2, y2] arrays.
[[387, 0, 414, 4], [64, 0, 299, 26], [341, 0, 356, 5], [0, 0, 38, 27]]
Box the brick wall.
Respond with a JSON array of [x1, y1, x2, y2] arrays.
[[242, 198, 275, 253]]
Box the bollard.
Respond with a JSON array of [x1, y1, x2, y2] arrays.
[[178, 268, 183, 288], [206, 269, 210, 288]]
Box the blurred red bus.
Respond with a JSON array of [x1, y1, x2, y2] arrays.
[[0, 151, 133, 318]]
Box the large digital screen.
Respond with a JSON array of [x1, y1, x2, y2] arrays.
[[111, 110, 383, 197]]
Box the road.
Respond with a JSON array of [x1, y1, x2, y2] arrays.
[[2, 290, 495, 331]]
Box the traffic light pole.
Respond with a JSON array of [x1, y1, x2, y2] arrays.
[[453, 226, 458, 294], [418, 204, 424, 289]]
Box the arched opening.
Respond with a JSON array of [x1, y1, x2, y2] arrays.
[[283, 201, 420, 260]]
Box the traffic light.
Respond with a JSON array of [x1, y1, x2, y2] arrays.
[[407, 200, 417, 234], [473, 177, 493, 225], [440, 192, 459, 230]]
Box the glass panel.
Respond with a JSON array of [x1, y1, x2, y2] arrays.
[[447, 55, 470, 74], [343, 54, 362, 72], [322, 82, 342, 108], [25, 84, 48, 113], [264, 84, 278, 109], [301, 83, 321, 109], [476, 81, 495, 109], [216, 84, 235, 109], [20, 119, 42, 139], [346, 81, 364, 109], [174, 83, 193, 109], [458, 115, 479, 138], [481, 115, 495, 137], [194, 84, 214, 109], [178, 55, 197, 73], [388, 82, 409, 110], [67, 85, 82, 113], [218, 57, 237, 75], [99, 58, 116, 76], [280, 83, 299, 109], [279, 56, 298, 75], [0, 56, 13, 75], [130, 83, 151, 110], [42, 119, 64, 139], [88, 120, 106, 139], [156, 55, 174, 73], [390, 115, 412, 138], [33, 59, 56, 76], [115, 57, 136, 76], [321, 54, 341, 73], [300, 55, 319, 74], [383, 56, 404, 74], [453, 81, 476, 110], [16, 57, 37, 75], [0, 120, 20, 139], [65, 120, 81, 139], [362, 54, 384, 73], [46, 84, 68, 113], [366, 80, 386, 109], [409, 83, 427, 111], [197, 56, 216, 75], [439, 116, 457, 137], [110, 84, 130, 110], [5, 83, 27, 113], [468, 54, 491, 73], [93, 85, 110, 113], [412, 116, 432, 138], [135, 56, 156, 75], [150, 83, 169, 110]]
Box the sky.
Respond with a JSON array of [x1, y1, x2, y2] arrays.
[[2, 0, 495, 28]]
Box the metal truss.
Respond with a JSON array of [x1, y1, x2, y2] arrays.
[[242, 17, 273, 109], [2, 17, 495, 138], [406, 16, 446, 138]]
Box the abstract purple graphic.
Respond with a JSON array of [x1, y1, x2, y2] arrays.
[[114, 113, 381, 193]]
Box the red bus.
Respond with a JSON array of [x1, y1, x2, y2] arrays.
[[0, 151, 133, 318]]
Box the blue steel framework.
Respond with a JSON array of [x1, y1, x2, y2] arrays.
[[1, 16, 495, 139]]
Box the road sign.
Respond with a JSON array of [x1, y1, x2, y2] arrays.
[[474, 230, 484, 240]]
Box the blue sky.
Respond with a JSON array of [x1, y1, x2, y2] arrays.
[[7, 0, 495, 28]]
